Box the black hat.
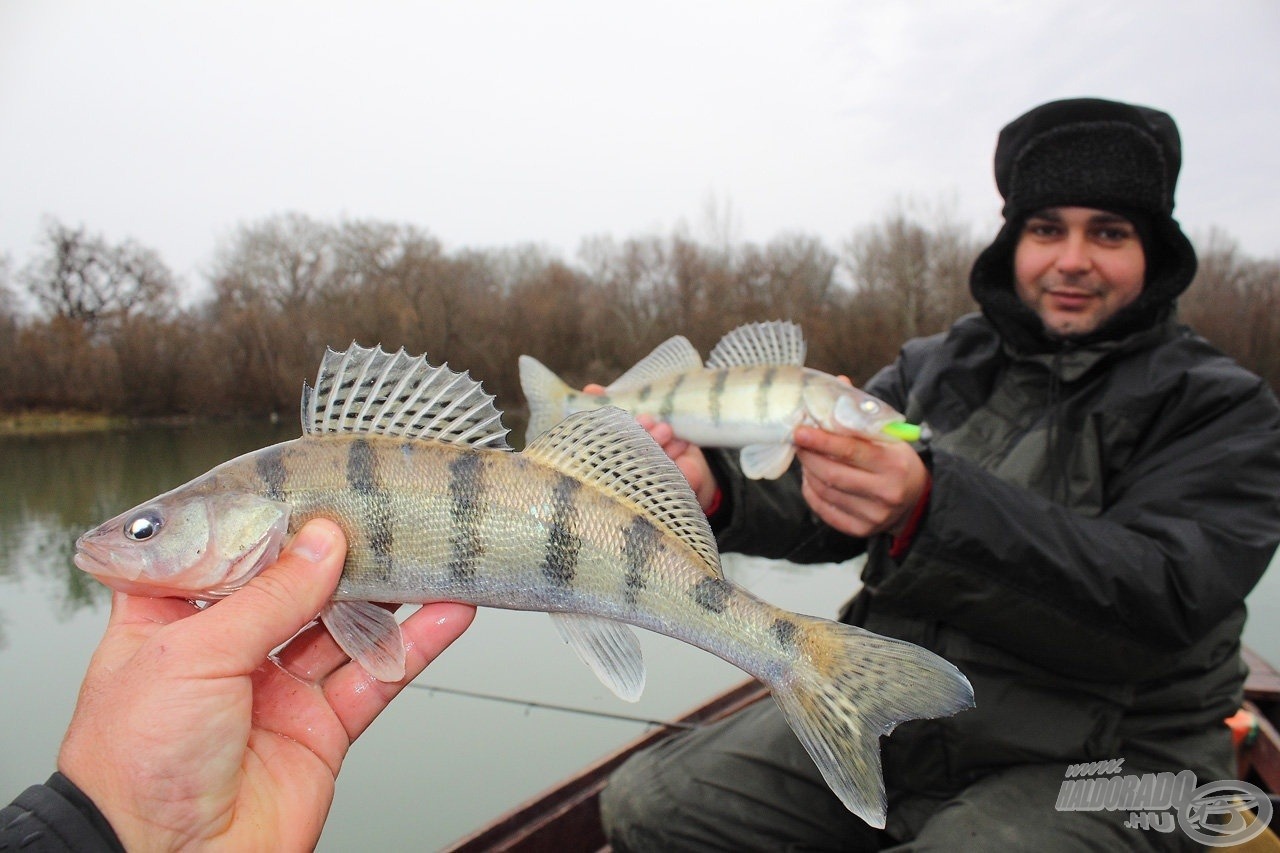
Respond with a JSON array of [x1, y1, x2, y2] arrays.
[[970, 97, 1198, 350], [995, 97, 1182, 222]]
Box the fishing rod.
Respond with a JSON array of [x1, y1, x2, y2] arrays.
[[407, 682, 701, 730]]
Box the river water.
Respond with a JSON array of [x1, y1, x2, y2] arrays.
[[1, 424, 1276, 850]]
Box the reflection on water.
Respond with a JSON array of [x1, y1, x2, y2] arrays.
[[2, 425, 1277, 850], [0, 423, 296, 643]]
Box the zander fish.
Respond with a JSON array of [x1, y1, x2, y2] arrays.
[[520, 320, 926, 480], [73, 344, 971, 827]]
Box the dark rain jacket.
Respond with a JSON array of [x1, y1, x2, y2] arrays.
[[708, 309, 1280, 796]]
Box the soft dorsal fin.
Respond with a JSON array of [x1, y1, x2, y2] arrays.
[[606, 335, 703, 392], [301, 343, 510, 449], [522, 407, 723, 579], [706, 320, 806, 369]]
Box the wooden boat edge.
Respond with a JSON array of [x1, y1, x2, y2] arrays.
[[441, 678, 770, 852], [443, 647, 1280, 852]]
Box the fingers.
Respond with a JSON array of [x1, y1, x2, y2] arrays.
[[400, 602, 475, 675], [800, 475, 866, 537], [794, 427, 928, 537], [273, 618, 353, 683], [107, 590, 202, 630], [323, 601, 475, 741], [794, 426, 878, 466], [195, 520, 348, 677]]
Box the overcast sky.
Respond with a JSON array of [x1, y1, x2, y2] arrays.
[[2, 1, 1277, 301]]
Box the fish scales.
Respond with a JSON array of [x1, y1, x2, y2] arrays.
[[205, 432, 798, 675], [643, 364, 810, 444], [74, 342, 970, 828]]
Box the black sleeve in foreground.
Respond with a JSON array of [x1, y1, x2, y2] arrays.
[[1, 773, 124, 853]]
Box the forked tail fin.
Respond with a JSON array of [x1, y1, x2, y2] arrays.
[[770, 618, 974, 828], [518, 355, 577, 441]]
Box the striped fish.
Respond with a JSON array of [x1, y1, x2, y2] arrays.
[[73, 344, 972, 827], [520, 320, 925, 480]]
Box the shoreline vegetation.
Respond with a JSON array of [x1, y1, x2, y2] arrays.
[[1, 410, 132, 436], [3, 211, 1276, 426], [0, 411, 259, 437]]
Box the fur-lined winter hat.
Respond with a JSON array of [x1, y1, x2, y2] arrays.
[[970, 97, 1198, 350]]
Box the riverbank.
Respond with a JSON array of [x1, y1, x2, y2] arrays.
[[0, 410, 131, 436], [0, 410, 234, 437]]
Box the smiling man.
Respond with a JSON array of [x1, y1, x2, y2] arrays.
[[1014, 207, 1146, 338], [601, 98, 1280, 851]]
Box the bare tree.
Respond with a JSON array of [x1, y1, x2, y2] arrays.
[[1182, 229, 1280, 388], [842, 204, 978, 342], [0, 256, 17, 409], [21, 220, 175, 330], [209, 213, 337, 313]]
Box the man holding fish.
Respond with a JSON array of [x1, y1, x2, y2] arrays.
[[597, 98, 1280, 849], [6, 96, 1277, 852]]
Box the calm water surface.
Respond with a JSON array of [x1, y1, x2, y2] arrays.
[[1, 425, 1276, 851]]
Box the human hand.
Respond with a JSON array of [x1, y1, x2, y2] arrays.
[[583, 383, 720, 511], [793, 426, 929, 538], [57, 519, 475, 852]]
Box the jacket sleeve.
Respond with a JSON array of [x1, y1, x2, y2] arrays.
[[0, 773, 124, 853], [881, 366, 1280, 680]]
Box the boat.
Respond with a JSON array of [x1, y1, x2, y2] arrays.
[[443, 646, 1280, 852]]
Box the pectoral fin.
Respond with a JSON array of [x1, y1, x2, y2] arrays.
[[551, 612, 646, 702], [321, 601, 407, 682], [740, 442, 796, 479]]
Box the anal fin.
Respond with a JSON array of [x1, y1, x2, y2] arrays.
[[551, 612, 646, 702], [321, 601, 407, 682]]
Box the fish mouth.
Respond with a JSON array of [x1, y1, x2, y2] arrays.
[[73, 534, 142, 582]]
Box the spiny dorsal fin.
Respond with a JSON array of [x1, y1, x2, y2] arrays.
[[522, 407, 723, 579], [606, 335, 703, 392], [706, 320, 806, 369], [301, 343, 510, 449]]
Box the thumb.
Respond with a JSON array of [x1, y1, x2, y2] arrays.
[[194, 519, 347, 676]]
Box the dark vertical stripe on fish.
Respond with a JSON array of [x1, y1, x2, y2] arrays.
[[637, 384, 653, 403], [710, 369, 729, 426], [756, 367, 777, 423], [255, 446, 287, 501], [621, 516, 660, 607], [542, 475, 582, 586], [447, 451, 486, 582], [691, 577, 734, 614], [659, 374, 685, 422], [772, 618, 800, 650], [347, 439, 394, 580]]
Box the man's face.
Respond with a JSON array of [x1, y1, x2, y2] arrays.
[[1013, 206, 1147, 339]]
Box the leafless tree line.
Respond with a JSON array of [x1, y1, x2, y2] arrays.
[[2, 210, 1277, 436]]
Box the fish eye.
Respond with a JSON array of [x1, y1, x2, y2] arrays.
[[858, 400, 881, 415], [125, 512, 162, 541]]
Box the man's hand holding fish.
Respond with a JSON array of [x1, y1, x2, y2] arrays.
[[55, 519, 474, 852], [792, 425, 930, 539]]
